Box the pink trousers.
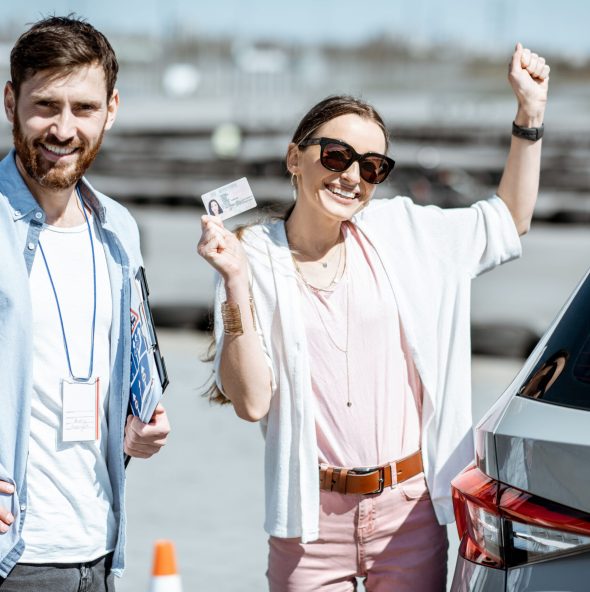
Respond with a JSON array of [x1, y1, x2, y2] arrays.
[[267, 474, 448, 592]]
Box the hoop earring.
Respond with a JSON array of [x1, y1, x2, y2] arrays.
[[290, 174, 297, 201]]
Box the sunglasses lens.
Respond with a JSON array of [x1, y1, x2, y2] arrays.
[[321, 142, 353, 172], [315, 139, 393, 184], [360, 157, 391, 184]]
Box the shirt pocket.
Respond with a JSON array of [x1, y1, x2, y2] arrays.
[[399, 473, 431, 502]]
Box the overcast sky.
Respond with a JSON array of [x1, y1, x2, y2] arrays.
[[1, 0, 588, 58]]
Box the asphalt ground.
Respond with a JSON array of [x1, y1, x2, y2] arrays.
[[118, 330, 524, 592]]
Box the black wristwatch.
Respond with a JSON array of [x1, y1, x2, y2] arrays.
[[512, 121, 544, 141]]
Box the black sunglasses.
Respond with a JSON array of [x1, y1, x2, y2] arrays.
[[298, 137, 395, 184]]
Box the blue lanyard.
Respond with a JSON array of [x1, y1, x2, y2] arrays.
[[38, 187, 97, 381]]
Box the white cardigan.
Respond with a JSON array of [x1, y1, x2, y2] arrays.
[[214, 195, 521, 542]]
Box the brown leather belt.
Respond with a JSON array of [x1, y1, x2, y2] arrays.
[[319, 450, 423, 495]]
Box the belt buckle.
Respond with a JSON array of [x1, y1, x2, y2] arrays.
[[372, 466, 385, 494], [352, 466, 385, 495]]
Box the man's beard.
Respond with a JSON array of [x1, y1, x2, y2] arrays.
[[12, 111, 105, 191]]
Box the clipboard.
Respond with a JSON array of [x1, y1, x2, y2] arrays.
[[126, 266, 169, 467]]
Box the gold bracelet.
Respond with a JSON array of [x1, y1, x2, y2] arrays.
[[221, 298, 256, 335], [249, 297, 257, 331], [221, 301, 243, 335]]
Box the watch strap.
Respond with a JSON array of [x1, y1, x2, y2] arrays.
[[512, 121, 544, 141]]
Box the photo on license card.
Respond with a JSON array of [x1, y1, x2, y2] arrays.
[[201, 177, 257, 221]]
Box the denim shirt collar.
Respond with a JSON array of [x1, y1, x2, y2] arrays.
[[1, 149, 107, 224]]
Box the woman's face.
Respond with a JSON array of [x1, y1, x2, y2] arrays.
[[288, 113, 387, 223], [210, 200, 220, 215]]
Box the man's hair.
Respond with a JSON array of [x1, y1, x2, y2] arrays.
[[10, 15, 119, 101]]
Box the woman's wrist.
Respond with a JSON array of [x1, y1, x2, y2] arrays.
[[223, 272, 250, 301], [514, 105, 545, 128]]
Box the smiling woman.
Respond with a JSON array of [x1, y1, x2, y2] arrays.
[[197, 45, 550, 590]]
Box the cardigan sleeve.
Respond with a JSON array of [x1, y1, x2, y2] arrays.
[[465, 195, 522, 278], [357, 194, 522, 279]]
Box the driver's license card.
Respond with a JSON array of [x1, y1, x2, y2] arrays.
[[201, 177, 257, 221]]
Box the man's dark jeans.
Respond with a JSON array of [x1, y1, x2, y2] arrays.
[[0, 553, 114, 591]]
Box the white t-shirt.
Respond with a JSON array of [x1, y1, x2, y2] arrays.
[[21, 214, 117, 563]]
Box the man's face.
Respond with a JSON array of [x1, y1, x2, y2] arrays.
[[4, 63, 118, 191]]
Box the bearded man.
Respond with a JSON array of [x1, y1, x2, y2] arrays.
[[0, 16, 170, 591]]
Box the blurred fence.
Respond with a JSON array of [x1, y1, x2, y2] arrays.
[[1, 34, 589, 354]]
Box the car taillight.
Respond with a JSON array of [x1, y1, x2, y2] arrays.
[[452, 465, 590, 569]]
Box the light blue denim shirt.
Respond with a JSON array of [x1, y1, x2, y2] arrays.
[[0, 150, 142, 577]]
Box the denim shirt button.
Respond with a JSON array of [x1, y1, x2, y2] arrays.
[[13, 210, 20, 217], [35, 211, 43, 220], [20, 504, 26, 511], [27, 242, 35, 251]]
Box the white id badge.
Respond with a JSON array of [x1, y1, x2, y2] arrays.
[[62, 378, 100, 442]]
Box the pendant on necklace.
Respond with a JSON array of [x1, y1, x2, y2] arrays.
[[321, 262, 328, 268], [347, 401, 352, 407]]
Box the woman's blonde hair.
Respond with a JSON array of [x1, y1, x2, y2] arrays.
[[291, 94, 389, 149]]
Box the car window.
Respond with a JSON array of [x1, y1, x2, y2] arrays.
[[573, 335, 590, 384], [518, 273, 590, 411]]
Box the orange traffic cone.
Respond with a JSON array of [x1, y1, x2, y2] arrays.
[[148, 539, 182, 592]]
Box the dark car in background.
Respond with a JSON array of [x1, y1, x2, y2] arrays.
[[451, 270, 590, 591]]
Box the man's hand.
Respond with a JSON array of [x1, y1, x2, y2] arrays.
[[509, 43, 550, 127], [124, 403, 170, 459], [0, 481, 15, 534]]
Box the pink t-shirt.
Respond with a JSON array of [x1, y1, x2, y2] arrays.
[[298, 222, 423, 468]]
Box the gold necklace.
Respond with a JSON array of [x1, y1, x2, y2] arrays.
[[292, 239, 345, 292], [293, 243, 353, 408]]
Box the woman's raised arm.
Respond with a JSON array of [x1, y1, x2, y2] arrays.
[[497, 43, 550, 235]]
